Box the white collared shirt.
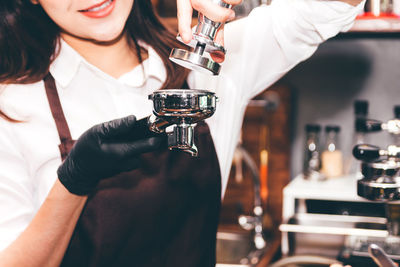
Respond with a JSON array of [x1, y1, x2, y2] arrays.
[[0, 0, 364, 251]]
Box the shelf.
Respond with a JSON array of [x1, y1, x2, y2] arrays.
[[160, 15, 400, 39], [280, 213, 388, 238], [351, 15, 400, 32], [338, 15, 400, 38], [283, 175, 366, 203]]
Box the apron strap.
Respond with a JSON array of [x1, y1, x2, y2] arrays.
[[44, 73, 74, 160]]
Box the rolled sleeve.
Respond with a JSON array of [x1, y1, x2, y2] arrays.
[[271, 0, 365, 60], [0, 119, 34, 251], [222, 0, 365, 101]]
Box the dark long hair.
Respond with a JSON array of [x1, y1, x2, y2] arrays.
[[0, 0, 188, 120]]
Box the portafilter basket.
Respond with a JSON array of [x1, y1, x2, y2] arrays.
[[148, 89, 217, 156]]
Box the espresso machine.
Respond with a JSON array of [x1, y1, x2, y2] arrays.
[[341, 116, 400, 266], [147, 0, 232, 156], [353, 116, 400, 201]]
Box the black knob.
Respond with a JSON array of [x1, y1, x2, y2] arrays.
[[353, 144, 381, 161], [394, 105, 400, 119], [355, 118, 382, 133], [354, 100, 369, 117]]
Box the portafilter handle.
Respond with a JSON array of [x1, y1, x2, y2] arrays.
[[353, 144, 400, 162], [356, 118, 400, 135], [353, 144, 382, 162], [356, 118, 383, 133]]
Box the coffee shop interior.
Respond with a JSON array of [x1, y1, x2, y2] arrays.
[[152, 0, 400, 266]]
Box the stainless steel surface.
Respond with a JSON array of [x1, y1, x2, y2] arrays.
[[353, 143, 400, 201], [195, 0, 231, 41], [369, 243, 398, 267], [148, 89, 217, 156], [358, 176, 400, 201], [383, 119, 400, 135], [148, 89, 217, 123], [269, 255, 342, 267], [235, 145, 267, 250], [176, 35, 225, 54], [169, 0, 232, 75], [341, 234, 400, 264], [216, 231, 266, 267], [280, 213, 391, 259], [169, 48, 221, 75], [280, 213, 389, 238], [167, 123, 198, 156]]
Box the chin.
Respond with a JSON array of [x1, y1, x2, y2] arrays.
[[90, 26, 126, 44]]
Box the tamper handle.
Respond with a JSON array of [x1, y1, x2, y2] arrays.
[[353, 144, 381, 161], [195, 0, 232, 41], [356, 118, 383, 133]]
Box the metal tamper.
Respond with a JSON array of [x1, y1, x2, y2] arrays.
[[147, 1, 233, 155], [169, 0, 232, 75]]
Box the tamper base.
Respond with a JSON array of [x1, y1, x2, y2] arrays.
[[169, 48, 221, 76]]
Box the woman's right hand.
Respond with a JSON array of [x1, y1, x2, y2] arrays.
[[57, 115, 166, 195], [176, 0, 242, 63]]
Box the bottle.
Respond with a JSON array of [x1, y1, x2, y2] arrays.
[[321, 125, 343, 178], [365, 0, 394, 16], [303, 124, 323, 181], [345, 100, 369, 176], [354, 100, 369, 144]]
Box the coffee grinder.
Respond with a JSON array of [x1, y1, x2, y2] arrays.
[[342, 116, 400, 266], [147, 0, 233, 156]]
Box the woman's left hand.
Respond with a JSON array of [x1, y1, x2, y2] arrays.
[[177, 0, 242, 63]]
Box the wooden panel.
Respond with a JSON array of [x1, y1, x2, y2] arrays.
[[219, 84, 292, 231]]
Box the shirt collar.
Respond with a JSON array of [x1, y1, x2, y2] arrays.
[[118, 43, 167, 88], [49, 38, 167, 88], [145, 43, 167, 83], [49, 39, 81, 88]]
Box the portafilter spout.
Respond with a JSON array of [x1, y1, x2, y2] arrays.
[[169, 0, 232, 76], [148, 89, 217, 157]]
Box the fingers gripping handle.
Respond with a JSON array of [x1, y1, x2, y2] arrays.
[[170, 0, 232, 75], [196, 0, 233, 42]]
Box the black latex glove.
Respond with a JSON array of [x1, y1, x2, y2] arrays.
[[57, 115, 166, 195]]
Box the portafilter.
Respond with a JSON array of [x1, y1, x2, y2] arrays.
[[147, 0, 232, 155], [148, 89, 217, 157]]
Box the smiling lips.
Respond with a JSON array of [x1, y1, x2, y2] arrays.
[[79, 0, 116, 18]]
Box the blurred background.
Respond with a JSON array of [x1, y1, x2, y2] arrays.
[[152, 0, 400, 266]]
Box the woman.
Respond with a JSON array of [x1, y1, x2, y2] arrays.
[[0, 0, 364, 266]]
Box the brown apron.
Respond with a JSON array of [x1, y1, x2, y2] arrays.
[[44, 73, 222, 267]]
